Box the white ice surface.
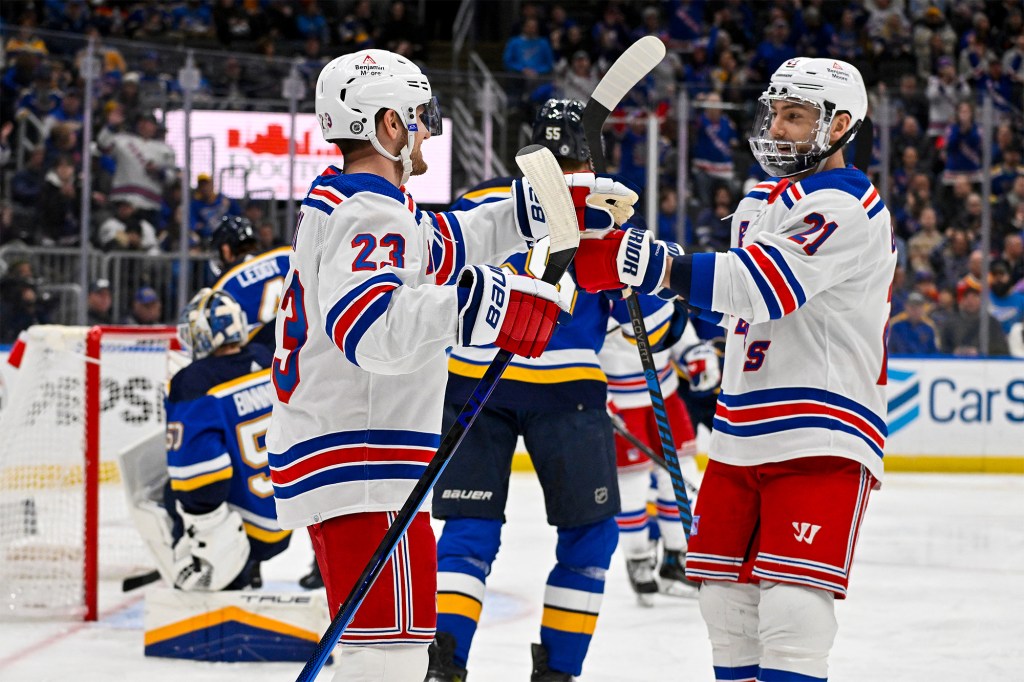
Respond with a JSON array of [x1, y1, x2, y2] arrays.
[[1, 472, 1022, 681]]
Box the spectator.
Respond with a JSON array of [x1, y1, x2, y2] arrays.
[[1004, 33, 1024, 83], [956, 249, 985, 301], [932, 228, 973, 289], [35, 154, 80, 246], [213, 0, 257, 46], [136, 51, 174, 102], [829, 9, 864, 62], [296, 36, 329, 89], [989, 260, 1024, 335], [976, 58, 1015, 113], [959, 29, 995, 84], [796, 5, 835, 58], [1, 52, 41, 123], [257, 221, 286, 252], [338, 0, 377, 52], [942, 101, 983, 185], [5, 13, 49, 58], [692, 92, 738, 205], [1002, 232, 1024, 285], [913, 6, 957, 79], [97, 109, 177, 226], [889, 292, 940, 355], [556, 23, 591, 65], [930, 286, 958, 330], [10, 147, 46, 211], [15, 65, 62, 126], [42, 88, 84, 139], [749, 20, 797, 83], [171, 0, 215, 39], [45, 121, 83, 170], [210, 57, 258, 108], [0, 281, 50, 344], [191, 174, 241, 242], [667, 0, 708, 51], [124, 286, 163, 325], [693, 184, 734, 252], [503, 17, 555, 109], [591, 4, 630, 60], [555, 50, 599, 103], [710, 48, 747, 103], [631, 6, 668, 44], [892, 75, 930, 132], [378, 1, 426, 62], [925, 56, 970, 139], [296, 0, 330, 44], [547, 4, 575, 54], [111, 73, 144, 126], [908, 206, 944, 275], [941, 286, 1010, 356], [98, 200, 160, 254], [86, 278, 114, 326], [992, 146, 1024, 198]]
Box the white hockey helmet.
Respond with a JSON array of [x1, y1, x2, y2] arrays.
[[178, 288, 248, 360], [749, 57, 867, 177], [315, 49, 441, 184]]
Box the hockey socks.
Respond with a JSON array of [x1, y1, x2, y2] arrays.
[[539, 520, 617, 677], [435, 518, 502, 670]]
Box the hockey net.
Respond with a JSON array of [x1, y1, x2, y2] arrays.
[[0, 325, 183, 621]]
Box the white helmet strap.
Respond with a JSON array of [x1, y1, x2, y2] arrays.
[[368, 128, 414, 186]]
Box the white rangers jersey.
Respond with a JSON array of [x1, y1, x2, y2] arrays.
[[685, 166, 896, 483], [266, 167, 525, 529], [599, 298, 681, 410]]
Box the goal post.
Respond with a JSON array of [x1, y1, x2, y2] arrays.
[[0, 325, 182, 621]]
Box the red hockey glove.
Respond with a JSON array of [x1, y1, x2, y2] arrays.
[[457, 265, 571, 358]]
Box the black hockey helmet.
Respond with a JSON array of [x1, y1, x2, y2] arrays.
[[211, 215, 257, 253], [531, 99, 591, 163]]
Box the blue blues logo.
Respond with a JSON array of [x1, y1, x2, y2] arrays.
[[886, 366, 920, 436]]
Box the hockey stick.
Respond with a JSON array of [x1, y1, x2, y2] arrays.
[[122, 569, 161, 592], [582, 36, 694, 538], [608, 410, 699, 498], [294, 145, 579, 682]]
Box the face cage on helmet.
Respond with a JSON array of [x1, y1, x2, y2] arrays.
[[748, 93, 834, 178], [411, 96, 442, 136]]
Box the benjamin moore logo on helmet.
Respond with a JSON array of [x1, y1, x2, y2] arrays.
[[355, 53, 386, 76]]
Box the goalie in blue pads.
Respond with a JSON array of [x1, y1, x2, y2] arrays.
[[165, 288, 291, 591]]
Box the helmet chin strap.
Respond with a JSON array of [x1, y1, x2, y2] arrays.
[[368, 129, 415, 186]]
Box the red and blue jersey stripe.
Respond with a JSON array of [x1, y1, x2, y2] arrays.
[[731, 242, 807, 320], [326, 271, 403, 367], [269, 429, 439, 500], [425, 211, 466, 285], [713, 387, 886, 458]]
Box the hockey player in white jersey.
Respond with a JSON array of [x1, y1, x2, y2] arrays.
[[266, 51, 633, 682], [574, 58, 896, 682]]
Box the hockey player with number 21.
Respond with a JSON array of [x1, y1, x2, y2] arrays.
[[574, 58, 896, 682], [266, 50, 636, 682]]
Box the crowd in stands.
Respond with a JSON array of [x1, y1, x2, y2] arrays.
[[1, 0, 1023, 358], [500, 0, 1024, 357]]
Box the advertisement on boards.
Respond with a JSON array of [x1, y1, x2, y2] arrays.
[[162, 110, 453, 204]]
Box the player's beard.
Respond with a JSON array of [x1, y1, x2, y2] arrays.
[[410, 145, 428, 176]]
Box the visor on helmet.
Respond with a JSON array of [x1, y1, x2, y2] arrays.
[[415, 96, 443, 136], [749, 92, 832, 178]]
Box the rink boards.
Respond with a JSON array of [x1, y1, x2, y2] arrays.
[[2, 348, 1022, 473]]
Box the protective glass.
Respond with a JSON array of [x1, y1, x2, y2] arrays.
[[419, 96, 442, 136]]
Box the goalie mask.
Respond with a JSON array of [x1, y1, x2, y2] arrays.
[[178, 288, 248, 360], [315, 49, 442, 185], [749, 58, 867, 177], [532, 99, 591, 163]]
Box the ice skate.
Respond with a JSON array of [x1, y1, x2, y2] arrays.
[[299, 560, 323, 589], [625, 556, 658, 607], [658, 550, 699, 597], [424, 632, 468, 682], [530, 643, 574, 681]]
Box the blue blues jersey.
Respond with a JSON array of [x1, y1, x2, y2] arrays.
[[445, 178, 669, 410], [166, 344, 290, 561], [213, 247, 290, 352]]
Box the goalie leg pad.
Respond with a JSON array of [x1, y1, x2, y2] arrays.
[[332, 643, 428, 682], [173, 503, 250, 592], [698, 581, 761, 681], [758, 580, 836, 681]]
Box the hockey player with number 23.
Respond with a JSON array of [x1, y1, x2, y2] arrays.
[[266, 49, 634, 682], [575, 58, 896, 682]]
